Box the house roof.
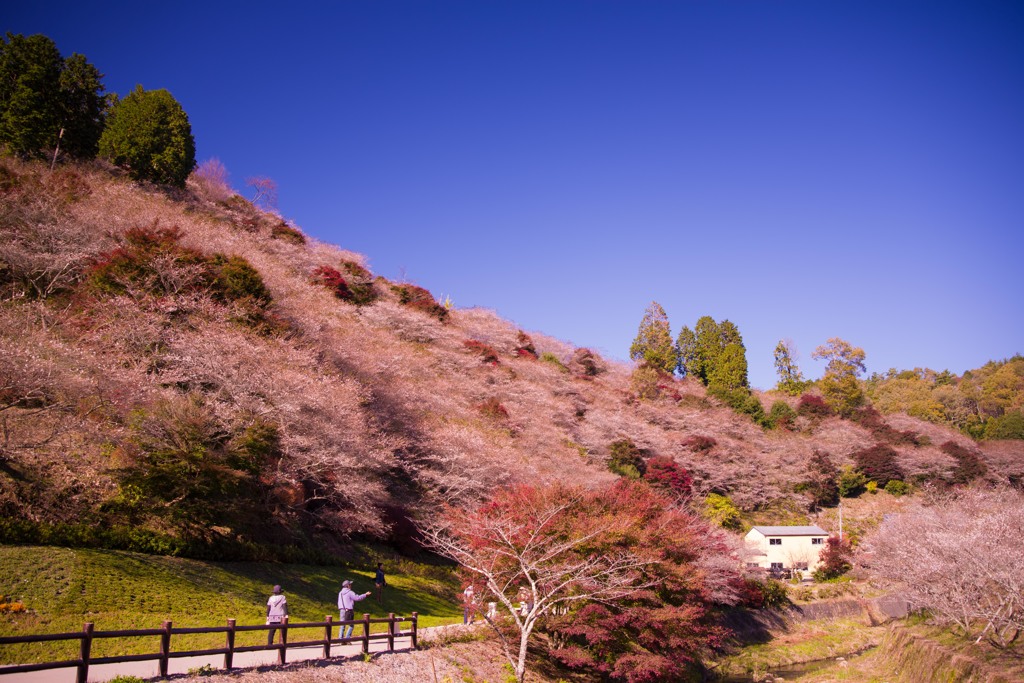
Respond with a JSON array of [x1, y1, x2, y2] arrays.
[[750, 525, 829, 537]]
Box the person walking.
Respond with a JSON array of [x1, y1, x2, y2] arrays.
[[374, 562, 387, 604], [266, 585, 288, 646], [338, 579, 371, 639]]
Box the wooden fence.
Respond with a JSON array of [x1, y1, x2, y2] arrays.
[[0, 612, 418, 683]]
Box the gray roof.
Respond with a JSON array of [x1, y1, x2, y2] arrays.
[[750, 525, 829, 537]]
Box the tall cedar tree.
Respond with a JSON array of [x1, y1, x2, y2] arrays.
[[0, 33, 107, 159], [679, 316, 749, 390], [99, 85, 195, 187], [629, 302, 678, 374]]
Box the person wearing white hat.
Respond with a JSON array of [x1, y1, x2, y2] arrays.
[[338, 579, 371, 638]]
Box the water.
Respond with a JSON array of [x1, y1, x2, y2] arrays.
[[715, 646, 877, 681]]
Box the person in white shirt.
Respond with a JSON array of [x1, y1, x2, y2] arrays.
[[266, 585, 288, 645], [338, 579, 371, 638]]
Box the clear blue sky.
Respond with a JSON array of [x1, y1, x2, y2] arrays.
[[8, 1, 1023, 388]]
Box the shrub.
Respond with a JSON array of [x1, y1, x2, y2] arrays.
[[703, 492, 743, 530], [883, 479, 910, 496], [571, 348, 601, 376], [477, 397, 509, 420], [99, 85, 196, 187], [540, 352, 568, 372], [853, 407, 921, 445], [643, 456, 692, 500], [208, 254, 271, 306], [514, 331, 538, 359], [710, 386, 769, 427], [270, 221, 306, 244], [391, 283, 448, 321], [85, 226, 272, 316], [463, 339, 500, 365], [837, 465, 868, 498], [797, 393, 832, 418], [940, 441, 988, 483], [312, 265, 352, 300], [769, 400, 797, 429], [607, 438, 645, 479], [630, 365, 662, 400], [812, 536, 852, 581], [682, 434, 717, 452], [852, 444, 905, 487]]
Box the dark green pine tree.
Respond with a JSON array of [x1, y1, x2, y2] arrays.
[[0, 33, 107, 159]]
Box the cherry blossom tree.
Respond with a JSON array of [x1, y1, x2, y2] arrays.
[[867, 487, 1024, 648]]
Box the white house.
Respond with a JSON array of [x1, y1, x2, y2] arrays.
[[744, 525, 830, 573]]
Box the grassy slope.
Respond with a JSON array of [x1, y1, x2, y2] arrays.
[[0, 546, 461, 664]]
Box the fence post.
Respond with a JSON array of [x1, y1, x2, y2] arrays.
[[76, 622, 93, 683], [411, 612, 418, 649], [225, 618, 236, 670], [362, 613, 370, 654], [279, 616, 288, 665], [159, 620, 172, 678], [387, 613, 395, 651], [324, 615, 333, 658]]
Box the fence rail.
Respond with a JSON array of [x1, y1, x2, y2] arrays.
[[0, 612, 418, 683]]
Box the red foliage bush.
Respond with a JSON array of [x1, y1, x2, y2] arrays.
[[853, 407, 921, 445], [940, 441, 988, 484], [851, 444, 905, 486], [311, 265, 352, 300], [391, 283, 448, 322], [463, 339, 500, 365], [682, 434, 717, 453], [643, 456, 693, 500], [797, 394, 832, 418]]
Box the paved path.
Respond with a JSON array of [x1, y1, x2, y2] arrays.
[[0, 633, 416, 683]]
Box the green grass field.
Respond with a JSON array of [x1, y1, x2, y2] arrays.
[[0, 545, 462, 664]]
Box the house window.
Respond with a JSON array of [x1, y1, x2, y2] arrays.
[[746, 562, 760, 569], [769, 538, 782, 545], [812, 538, 824, 545], [794, 562, 809, 570], [770, 562, 784, 570]]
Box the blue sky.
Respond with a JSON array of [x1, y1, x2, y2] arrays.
[[7, 1, 1023, 389]]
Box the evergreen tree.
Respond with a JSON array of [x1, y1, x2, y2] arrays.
[[675, 325, 696, 377], [708, 343, 748, 392], [692, 316, 721, 385], [0, 33, 107, 159], [774, 339, 806, 395], [629, 301, 677, 374], [99, 85, 195, 186]]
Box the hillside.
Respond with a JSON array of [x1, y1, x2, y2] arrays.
[[2, 157, 1022, 557]]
